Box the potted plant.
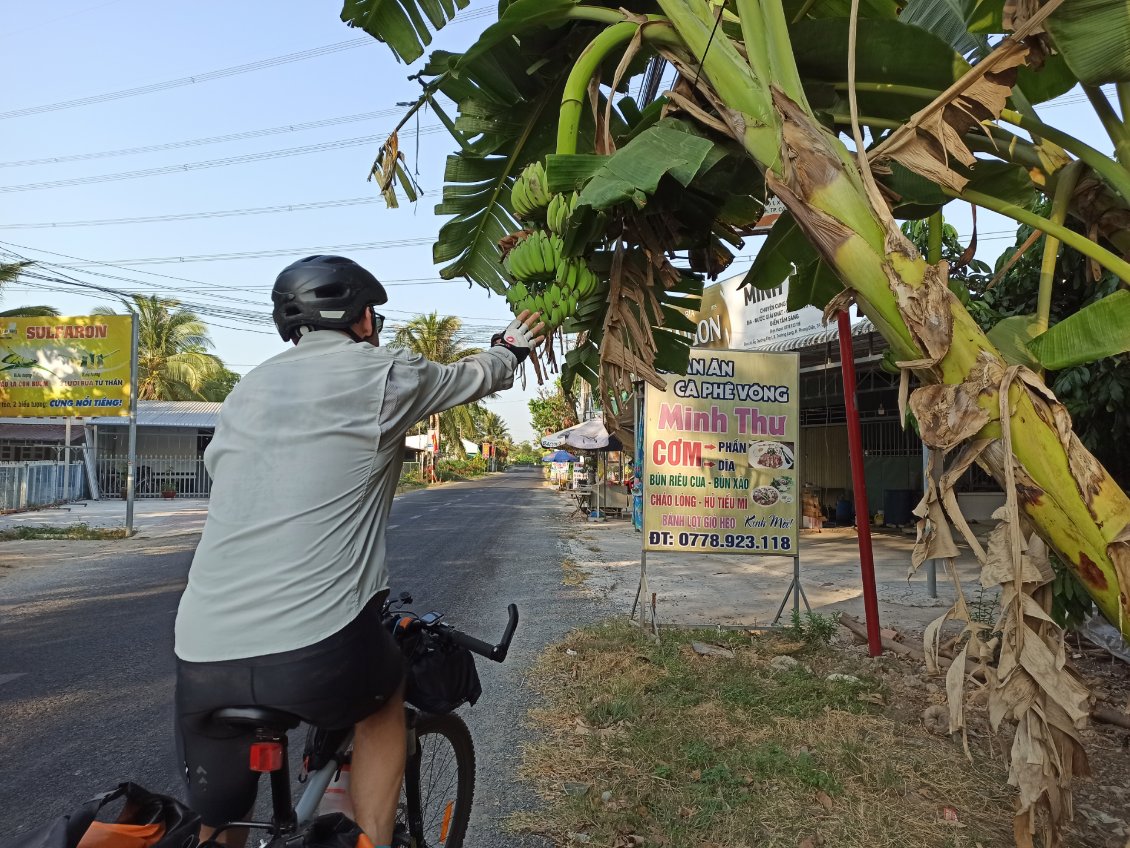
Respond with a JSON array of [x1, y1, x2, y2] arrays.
[[160, 480, 177, 500]]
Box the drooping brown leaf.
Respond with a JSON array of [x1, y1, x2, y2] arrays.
[[871, 0, 1066, 193], [872, 42, 1028, 193]]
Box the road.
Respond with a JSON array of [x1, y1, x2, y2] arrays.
[[0, 469, 591, 845]]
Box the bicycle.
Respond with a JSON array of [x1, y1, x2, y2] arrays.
[[201, 593, 519, 848]]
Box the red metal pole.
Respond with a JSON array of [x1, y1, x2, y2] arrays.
[[837, 310, 883, 657]]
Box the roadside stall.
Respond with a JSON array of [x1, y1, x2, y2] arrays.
[[542, 419, 625, 520]]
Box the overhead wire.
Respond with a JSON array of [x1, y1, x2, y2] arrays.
[[0, 5, 497, 122], [0, 197, 385, 230], [41, 238, 437, 267], [0, 39, 372, 121], [0, 127, 446, 193], [0, 109, 405, 168]]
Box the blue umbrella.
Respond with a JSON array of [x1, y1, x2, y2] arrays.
[[542, 450, 579, 462]]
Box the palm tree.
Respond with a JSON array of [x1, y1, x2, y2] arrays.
[[477, 410, 510, 445], [0, 261, 59, 317], [94, 295, 224, 400], [388, 312, 489, 459], [477, 410, 512, 467]]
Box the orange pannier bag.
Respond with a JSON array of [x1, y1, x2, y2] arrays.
[[0, 783, 199, 848], [76, 823, 165, 848]]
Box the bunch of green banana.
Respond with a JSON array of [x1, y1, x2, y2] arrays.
[[554, 256, 600, 300], [510, 162, 552, 220], [504, 230, 564, 284], [546, 191, 579, 235]]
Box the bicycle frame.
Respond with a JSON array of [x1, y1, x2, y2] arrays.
[[204, 599, 517, 846], [207, 707, 425, 842]]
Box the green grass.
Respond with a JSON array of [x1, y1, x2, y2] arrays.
[[0, 523, 129, 541], [512, 620, 1014, 848]]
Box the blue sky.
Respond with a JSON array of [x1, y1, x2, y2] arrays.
[[0, 1, 1118, 443]]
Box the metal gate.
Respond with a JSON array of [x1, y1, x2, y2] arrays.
[[0, 461, 87, 511], [95, 455, 213, 498]]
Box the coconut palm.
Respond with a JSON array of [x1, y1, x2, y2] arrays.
[[0, 262, 59, 317], [477, 410, 511, 445], [94, 295, 224, 400], [388, 312, 489, 458]]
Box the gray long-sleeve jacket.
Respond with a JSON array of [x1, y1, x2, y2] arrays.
[[174, 330, 516, 662]]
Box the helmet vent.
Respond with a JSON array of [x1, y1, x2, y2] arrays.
[[313, 283, 348, 299]]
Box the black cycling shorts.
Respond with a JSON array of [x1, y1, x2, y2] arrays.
[[174, 592, 405, 827]]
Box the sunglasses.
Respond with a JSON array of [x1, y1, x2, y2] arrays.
[[370, 307, 386, 336]]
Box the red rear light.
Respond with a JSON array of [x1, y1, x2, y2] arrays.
[[249, 741, 284, 772]]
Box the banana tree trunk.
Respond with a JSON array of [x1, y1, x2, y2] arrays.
[[655, 0, 1130, 638], [767, 92, 1130, 636]]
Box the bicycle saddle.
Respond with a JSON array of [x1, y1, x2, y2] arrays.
[[212, 706, 302, 732]]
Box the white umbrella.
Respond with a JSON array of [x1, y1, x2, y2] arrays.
[[540, 417, 620, 451], [542, 418, 624, 520]]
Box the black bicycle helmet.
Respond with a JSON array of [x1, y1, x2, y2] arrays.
[[271, 255, 388, 342]]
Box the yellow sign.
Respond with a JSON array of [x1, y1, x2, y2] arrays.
[[643, 349, 800, 555], [0, 315, 133, 418]]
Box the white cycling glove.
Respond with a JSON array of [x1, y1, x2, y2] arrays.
[[492, 317, 538, 364]]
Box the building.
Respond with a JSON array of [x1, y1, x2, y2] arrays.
[[1, 402, 486, 501], [685, 273, 1005, 526]]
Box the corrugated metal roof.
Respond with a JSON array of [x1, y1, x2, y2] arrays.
[[751, 317, 877, 353], [90, 400, 222, 428], [0, 422, 85, 443]]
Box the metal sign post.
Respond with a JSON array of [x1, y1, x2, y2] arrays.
[[631, 384, 656, 634], [772, 353, 809, 624], [125, 314, 139, 535], [63, 417, 72, 500]]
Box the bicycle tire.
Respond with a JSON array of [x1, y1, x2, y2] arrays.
[[403, 712, 475, 848]]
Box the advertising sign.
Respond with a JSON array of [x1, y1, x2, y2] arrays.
[[0, 316, 134, 418], [691, 274, 824, 351], [643, 349, 799, 555]]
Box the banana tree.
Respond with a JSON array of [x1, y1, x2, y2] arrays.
[[341, 0, 1130, 840]]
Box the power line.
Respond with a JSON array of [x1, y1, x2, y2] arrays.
[[0, 38, 370, 121], [46, 238, 437, 267], [0, 197, 383, 230], [0, 110, 403, 168], [0, 4, 499, 122], [0, 240, 501, 300], [0, 127, 445, 193]]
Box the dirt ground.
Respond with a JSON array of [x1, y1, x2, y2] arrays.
[[549, 490, 1130, 846]]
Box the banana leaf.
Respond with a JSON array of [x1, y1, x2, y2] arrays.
[[783, 0, 900, 19], [987, 314, 1043, 369], [460, 0, 583, 68], [574, 120, 718, 210], [789, 257, 844, 312], [739, 212, 819, 293], [1029, 290, 1130, 369], [898, 0, 989, 59], [340, 0, 469, 65], [790, 18, 970, 123], [1046, 0, 1130, 85]]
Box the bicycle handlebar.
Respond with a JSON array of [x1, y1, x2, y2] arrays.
[[436, 603, 518, 663], [389, 599, 519, 664]]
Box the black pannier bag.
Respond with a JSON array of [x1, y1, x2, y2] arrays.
[[404, 630, 481, 714]]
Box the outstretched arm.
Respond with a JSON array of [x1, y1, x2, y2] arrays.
[[385, 311, 545, 432]]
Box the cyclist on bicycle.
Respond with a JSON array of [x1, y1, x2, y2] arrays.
[[172, 255, 544, 848]]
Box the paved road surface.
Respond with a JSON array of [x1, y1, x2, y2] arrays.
[[0, 469, 590, 845]]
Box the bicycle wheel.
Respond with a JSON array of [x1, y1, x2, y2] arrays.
[[403, 712, 475, 848]]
